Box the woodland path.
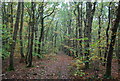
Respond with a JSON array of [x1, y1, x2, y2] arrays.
[[2, 52, 74, 79]]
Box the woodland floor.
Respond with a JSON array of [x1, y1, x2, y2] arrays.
[[2, 52, 120, 80]]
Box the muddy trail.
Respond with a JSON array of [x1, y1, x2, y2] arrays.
[[2, 52, 74, 79]]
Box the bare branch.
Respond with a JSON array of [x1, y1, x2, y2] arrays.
[[43, 5, 56, 19]]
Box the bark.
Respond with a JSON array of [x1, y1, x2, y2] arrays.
[[25, 3, 32, 64], [10, 2, 13, 35], [67, 13, 72, 56], [79, 2, 83, 56], [27, 2, 35, 67], [116, 27, 120, 77], [19, 2, 25, 63], [105, 1, 120, 77], [84, 2, 96, 69], [98, 3, 103, 60], [75, 3, 79, 57], [104, 2, 112, 66], [38, 3, 44, 57], [54, 21, 58, 48], [34, 24, 38, 54], [9, 2, 21, 70], [25, 19, 31, 64], [74, 3, 80, 57]]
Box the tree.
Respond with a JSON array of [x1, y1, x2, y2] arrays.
[[10, 2, 13, 35], [38, 2, 56, 57], [98, 2, 103, 60], [84, 2, 96, 69], [27, 2, 36, 67], [105, 1, 120, 78], [104, 2, 112, 66], [9, 2, 21, 70], [38, 2, 44, 57], [19, 2, 25, 63]]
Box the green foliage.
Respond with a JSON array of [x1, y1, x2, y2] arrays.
[[33, 52, 45, 59], [2, 49, 10, 59], [74, 69, 85, 77], [1, 25, 12, 59], [70, 58, 86, 77], [74, 37, 89, 41]]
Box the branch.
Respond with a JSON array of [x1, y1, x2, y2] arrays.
[[43, 5, 56, 19]]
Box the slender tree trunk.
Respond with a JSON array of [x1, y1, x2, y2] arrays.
[[98, 16, 101, 58], [54, 21, 58, 48], [105, 1, 120, 77], [67, 18, 72, 56], [76, 3, 81, 57], [38, 3, 44, 57], [75, 19, 78, 57], [10, 2, 13, 35], [79, 2, 83, 56], [98, 3, 103, 61], [9, 2, 21, 70], [104, 2, 111, 66], [25, 18, 31, 64], [34, 23, 38, 54], [27, 2, 35, 67], [19, 2, 25, 63]]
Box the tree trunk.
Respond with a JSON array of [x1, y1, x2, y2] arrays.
[[76, 2, 82, 56], [84, 2, 96, 69], [105, 1, 120, 77], [54, 21, 58, 48], [79, 2, 83, 56], [34, 24, 38, 54], [10, 2, 13, 35], [25, 19, 31, 64], [27, 2, 35, 67], [38, 3, 44, 57], [116, 27, 120, 77], [9, 2, 21, 70], [104, 2, 111, 66], [98, 2, 103, 61], [19, 2, 25, 63]]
